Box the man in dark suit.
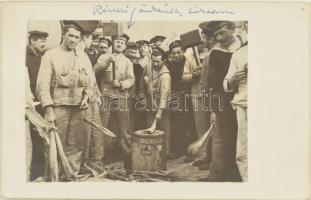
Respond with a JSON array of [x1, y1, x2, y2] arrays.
[[26, 30, 49, 100], [25, 30, 49, 181]]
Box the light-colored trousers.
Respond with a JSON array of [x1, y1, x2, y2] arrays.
[[100, 97, 131, 155], [235, 105, 248, 181], [54, 106, 87, 175]]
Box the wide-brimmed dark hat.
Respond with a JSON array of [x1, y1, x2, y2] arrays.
[[63, 20, 100, 34], [199, 21, 235, 36]]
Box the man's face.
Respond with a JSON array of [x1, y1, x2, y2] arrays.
[[98, 42, 109, 54], [151, 55, 163, 70], [213, 25, 234, 48], [113, 39, 126, 53], [31, 38, 47, 53], [170, 47, 183, 62], [90, 38, 99, 50], [126, 49, 140, 64], [202, 33, 216, 50], [139, 45, 149, 57], [63, 28, 81, 50], [83, 34, 93, 49]]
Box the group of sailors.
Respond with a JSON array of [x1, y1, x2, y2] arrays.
[[25, 20, 248, 182]]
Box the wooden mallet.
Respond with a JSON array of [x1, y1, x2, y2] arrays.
[[180, 29, 204, 66]]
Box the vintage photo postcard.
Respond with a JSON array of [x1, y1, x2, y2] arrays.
[[0, 1, 310, 199]]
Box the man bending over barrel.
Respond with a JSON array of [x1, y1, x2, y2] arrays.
[[139, 47, 172, 157]]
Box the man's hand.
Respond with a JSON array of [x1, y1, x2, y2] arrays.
[[192, 67, 202, 79], [80, 96, 89, 110], [110, 54, 117, 63], [210, 111, 217, 124], [112, 80, 121, 88], [44, 106, 56, 123], [231, 68, 247, 82], [80, 99, 89, 110]]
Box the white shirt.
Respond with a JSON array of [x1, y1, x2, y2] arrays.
[[223, 43, 248, 107]]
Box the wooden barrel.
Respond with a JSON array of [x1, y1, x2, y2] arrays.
[[131, 130, 167, 172]]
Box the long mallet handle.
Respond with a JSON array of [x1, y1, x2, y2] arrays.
[[192, 46, 201, 66], [112, 60, 116, 80]]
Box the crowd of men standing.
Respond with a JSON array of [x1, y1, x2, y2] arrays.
[[25, 20, 248, 182]]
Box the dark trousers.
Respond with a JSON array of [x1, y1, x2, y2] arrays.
[[170, 93, 197, 155], [208, 109, 241, 182], [30, 106, 45, 181]]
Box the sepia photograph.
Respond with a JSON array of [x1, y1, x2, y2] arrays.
[[25, 20, 248, 183], [1, 1, 310, 199]]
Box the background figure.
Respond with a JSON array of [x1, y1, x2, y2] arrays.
[[26, 30, 49, 180], [78, 28, 106, 174], [94, 34, 134, 169], [166, 40, 197, 161], [85, 34, 99, 67], [137, 40, 151, 70], [26, 31, 49, 99], [125, 42, 146, 132], [98, 37, 112, 56]]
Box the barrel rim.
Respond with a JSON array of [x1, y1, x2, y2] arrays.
[[133, 129, 165, 139]]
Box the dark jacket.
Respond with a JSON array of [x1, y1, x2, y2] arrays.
[[26, 46, 42, 100]]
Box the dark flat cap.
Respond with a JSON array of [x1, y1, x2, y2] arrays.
[[99, 36, 112, 47], [151, 46, 166, 57], [137, 40, 150, 46], [112, 33, 129, 42], [169, 40, 182, 51], [63, 20, 100, 34], [199, 21, 235, 36], [28, 30, 49, 38], [126, 41, 139, 50], [150, 35, 166, 44]]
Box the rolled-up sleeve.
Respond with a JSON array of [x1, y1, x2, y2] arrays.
[[120, 60, 135, 90], [36, 52, 54, 108]]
